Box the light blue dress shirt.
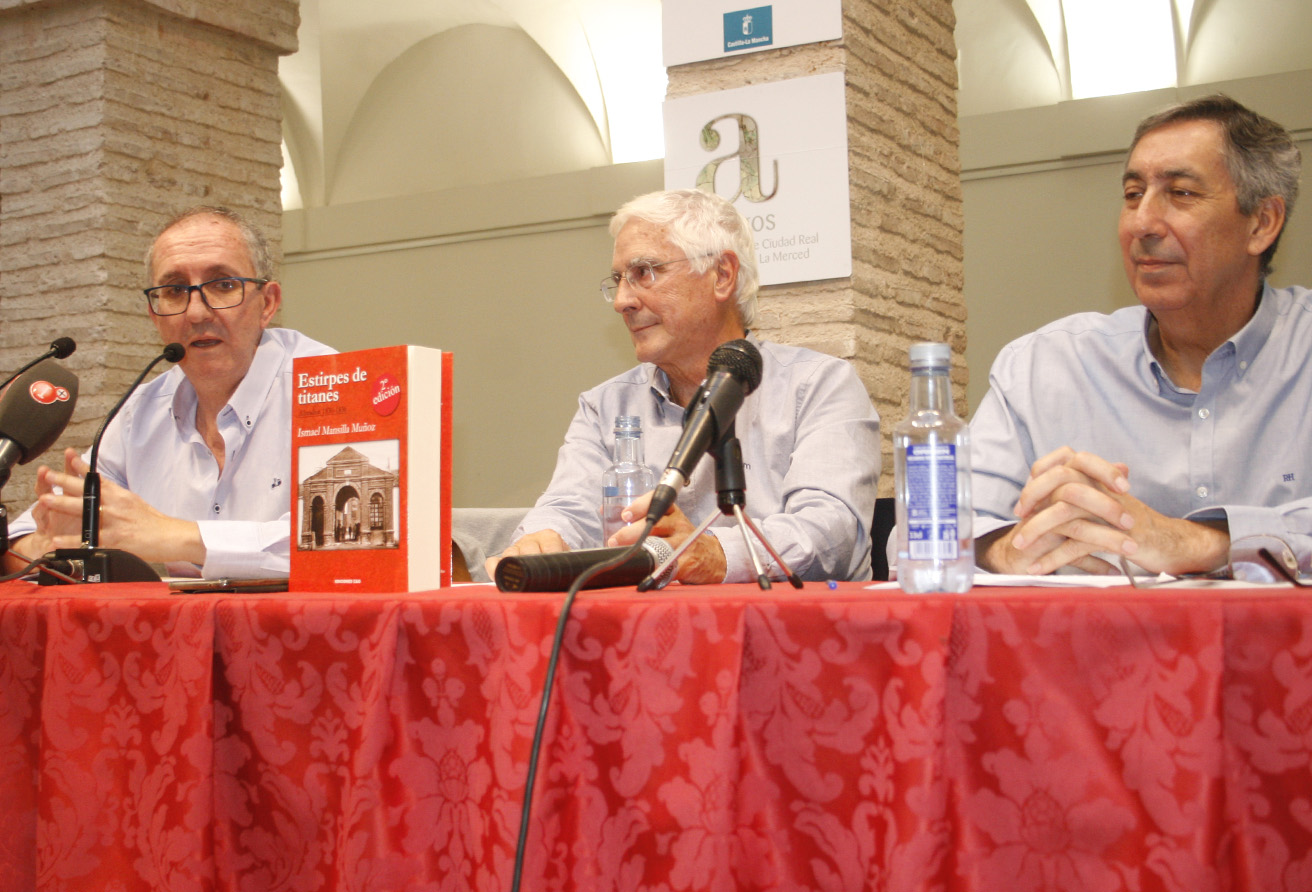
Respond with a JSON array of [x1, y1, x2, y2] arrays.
[[9, 327, 335, 578], [512, 337, 881, 582], [971, 283, 1312, 573]]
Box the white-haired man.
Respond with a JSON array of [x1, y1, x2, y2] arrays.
[[487, 188, 880, 584]]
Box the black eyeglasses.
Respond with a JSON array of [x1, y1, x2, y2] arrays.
[[143, 276, 268, 316]]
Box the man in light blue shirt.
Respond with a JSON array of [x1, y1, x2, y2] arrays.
[[486, 189, 880, 584], [3, 207, 333, 578], [973, 95, 1308, 577]]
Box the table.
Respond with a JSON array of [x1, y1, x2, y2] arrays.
[[2, 580, 1311, 891]]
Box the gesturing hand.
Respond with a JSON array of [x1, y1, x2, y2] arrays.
[[34, 448, 206, 565]]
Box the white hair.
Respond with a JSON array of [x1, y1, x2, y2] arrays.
[[610, 189, 758, 326]]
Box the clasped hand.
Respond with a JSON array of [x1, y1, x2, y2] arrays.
[[978, 446, 1229, 577], [27, 448, 205, 565]]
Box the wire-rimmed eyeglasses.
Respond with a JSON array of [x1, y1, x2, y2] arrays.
[[1259, 547, 1312, 587], [143, 276, 268, 316], [600, 254, 714, 302]]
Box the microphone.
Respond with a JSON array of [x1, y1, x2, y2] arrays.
[[0, 359, 79, 490], [494, 538, 676, 592], [645, 338, 763, 526], [0, 337, 76, 393], [39, 343, 184, 585], [81, 342, 186, 549]]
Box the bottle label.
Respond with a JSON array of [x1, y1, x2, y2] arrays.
[[905, 443, 959, 560]]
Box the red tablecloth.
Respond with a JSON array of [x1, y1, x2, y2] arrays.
[[1, 580, 1310, 891]]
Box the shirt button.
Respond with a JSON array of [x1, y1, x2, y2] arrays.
[[1239, 360, 1249, 371], [1198, 408, 1210, 419], [213, 504, 221, 514], [1196, 486, 1209, 498]]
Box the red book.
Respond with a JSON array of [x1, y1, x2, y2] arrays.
[[290, 345, 452, 591]]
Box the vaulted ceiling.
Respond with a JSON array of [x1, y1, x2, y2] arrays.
[[279, 0, 1312, 209]]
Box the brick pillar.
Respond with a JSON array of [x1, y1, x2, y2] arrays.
[[0, 0, 297, 517], [667, 0, 964, 493]]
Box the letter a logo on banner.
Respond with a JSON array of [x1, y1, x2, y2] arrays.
[[695, 113, 779, 203]]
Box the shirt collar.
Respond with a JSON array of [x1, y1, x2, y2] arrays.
[[1228, 281, 1278, 374], [1141, 282, 1275, 392], [645, 330, 759, 406], [169, 330, 280, 432], [648, 365, 673, 405]]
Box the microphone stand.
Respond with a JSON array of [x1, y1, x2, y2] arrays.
[[0, 337, 76, 393], [638, 424, 802, 591], [40, 346, 183, 585]]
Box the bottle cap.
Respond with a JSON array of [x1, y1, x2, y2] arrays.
[[909, 342, 950, 368], [614, 415, 642, 434]]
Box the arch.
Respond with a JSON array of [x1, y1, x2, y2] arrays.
[[310, 495, 325, 547], [330, 23, 608, 205], [335, 484, 362, 543], [1183, 0, 1312, 85], [956, 0, 1064, 116]]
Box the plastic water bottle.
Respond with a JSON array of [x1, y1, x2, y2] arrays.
[[894, 342, 974, 592], [602, 415, 655, 545]]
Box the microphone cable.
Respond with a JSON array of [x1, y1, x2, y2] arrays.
[[0, 549, 45, 583], [508, 517, 659, 892]]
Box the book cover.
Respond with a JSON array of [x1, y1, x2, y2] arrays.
[[290, 345, 452, 592]]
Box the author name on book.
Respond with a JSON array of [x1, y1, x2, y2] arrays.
[[297, 421, 377, 438]]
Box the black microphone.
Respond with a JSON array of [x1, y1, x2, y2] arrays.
[[81, 342, 185, 549], [494, 538, 676, 592], [39, 343, 184, 585], [0, 337, 76, 393], [645, 339, 763, 526], [0, 359, 79, 490]]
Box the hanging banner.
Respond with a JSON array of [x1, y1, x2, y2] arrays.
[[663, 0, 842, 67], [663, 71, 851, 286]]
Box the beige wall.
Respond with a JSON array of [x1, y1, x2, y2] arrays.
[[961, 72, 1312, 412]]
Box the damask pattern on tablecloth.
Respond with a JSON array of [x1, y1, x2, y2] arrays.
[[541, 595, 954, 891], [3, 584, 1312, 892], [28, 598, 215, 892], [1, 600, 43, 892], [1221, 603, 1312, 891]]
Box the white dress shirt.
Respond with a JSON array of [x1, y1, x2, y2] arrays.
[[971, 283, 1312, 573], [513, 337, 882, 582], [9, 327, 335, 578]]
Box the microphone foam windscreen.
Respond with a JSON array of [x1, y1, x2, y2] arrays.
[[708, 339, 763, 394], [494, 537, 676, 592], [0, 358, 79, 462]]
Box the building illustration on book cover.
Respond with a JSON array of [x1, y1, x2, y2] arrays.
[[297, 441, 400, 550]]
